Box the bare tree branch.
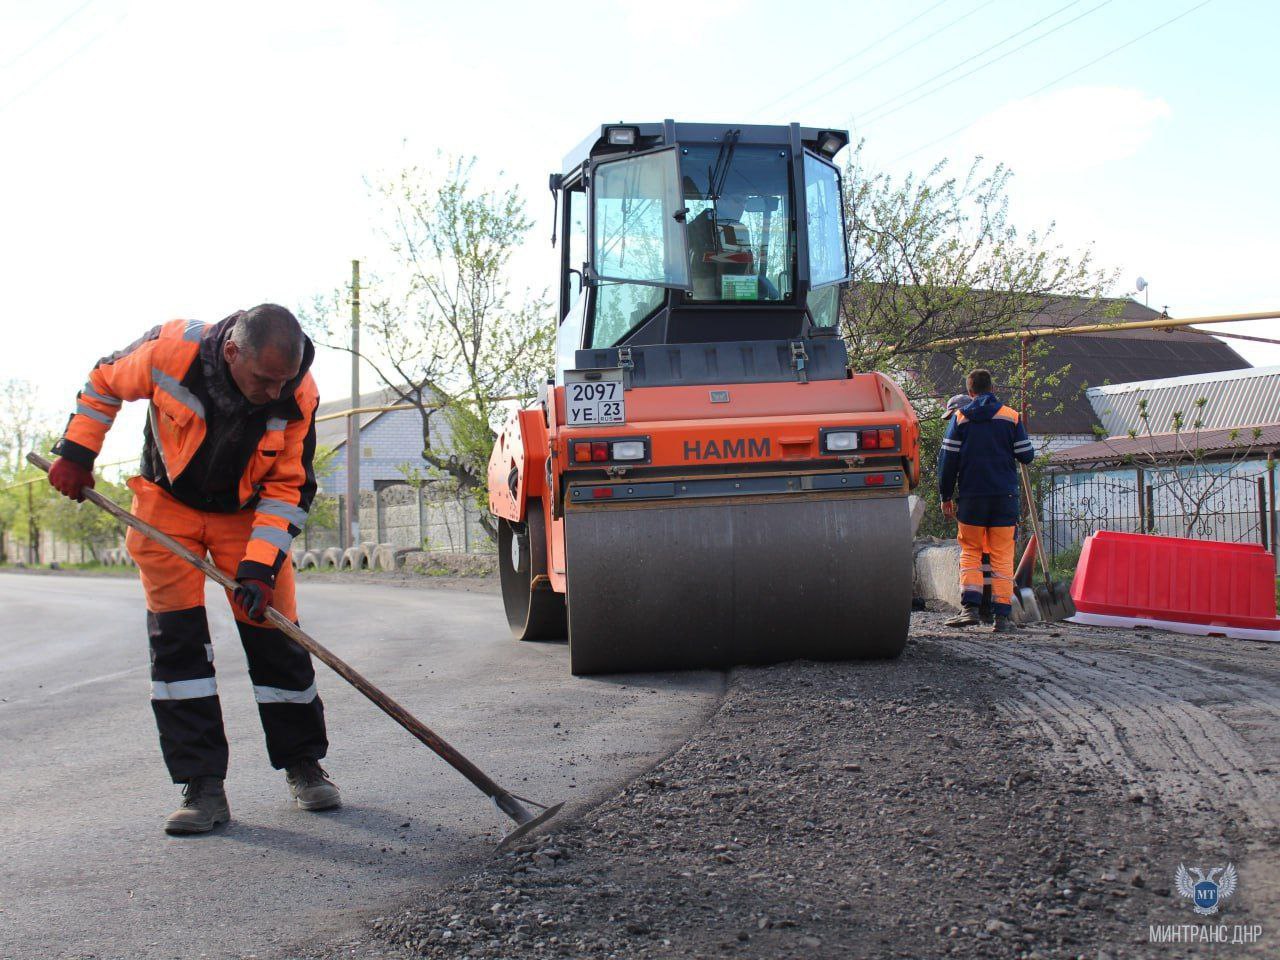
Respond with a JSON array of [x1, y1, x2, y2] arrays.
[[301, 156, 554, 543]]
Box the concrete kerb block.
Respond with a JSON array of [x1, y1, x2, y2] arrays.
[[359, 541, 377, 570], [913, 540, 963, 611], [907, 495, 926, 536], [298, 550, 319, 570], [320, 547, 342, 570]]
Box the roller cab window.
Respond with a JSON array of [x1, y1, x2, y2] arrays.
[[802, 151, 850, 329], [588, 148, 688, 347], [803, 151, 849, 289], [591, 148, 689, 289], [680, 145, 794, 304]]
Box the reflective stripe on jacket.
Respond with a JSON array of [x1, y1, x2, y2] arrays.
[[937, 392, 1035, 502], [52, 318, 318, 586]]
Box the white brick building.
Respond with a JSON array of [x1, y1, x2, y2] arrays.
[[314, 387, 456, 494]]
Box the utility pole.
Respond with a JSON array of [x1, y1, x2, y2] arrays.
[[27, 481, 36, 565], [346, 259, 361, 550]]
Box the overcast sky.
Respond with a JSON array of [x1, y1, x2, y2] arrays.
[[3, 0, 1277, 463]]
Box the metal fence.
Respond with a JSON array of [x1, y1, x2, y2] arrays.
[[1041, 459, 1278, 558]]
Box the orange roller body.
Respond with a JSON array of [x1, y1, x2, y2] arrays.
[[488, 120, 921, 674]]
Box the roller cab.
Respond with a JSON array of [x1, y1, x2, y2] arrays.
[[488, 121, 921, 674]]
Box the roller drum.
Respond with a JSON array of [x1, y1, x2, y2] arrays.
[[565, 493, 911, 674]]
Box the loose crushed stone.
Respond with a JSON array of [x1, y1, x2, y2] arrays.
[[290, 613, 1276, 960]]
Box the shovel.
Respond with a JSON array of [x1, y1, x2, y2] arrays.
[[1018, 464, 1076, 622], [28, 452, 563, 850], [1010, 533, 1041, 624]]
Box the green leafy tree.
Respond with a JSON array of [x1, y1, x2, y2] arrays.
[[43, 473, 129, 559], [0, 378, 47, 474], [0, 381, 52, 562], [302, 444, 340, 540], [305, 156, 554, 539], [841, 143, 1118, 380]]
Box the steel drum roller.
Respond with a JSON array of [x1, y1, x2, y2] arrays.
[[564, 493, 911, 674]]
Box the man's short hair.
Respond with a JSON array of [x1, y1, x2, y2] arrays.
[[966, 369, 994, 395], [231, 304, 304, 361]]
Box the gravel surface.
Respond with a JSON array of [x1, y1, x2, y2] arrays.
[[289, 612, 1277, 960]]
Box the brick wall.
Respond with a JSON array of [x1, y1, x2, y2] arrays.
[[319, 408, 456, 494]]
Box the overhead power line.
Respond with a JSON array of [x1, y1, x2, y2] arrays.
[[754, 0, 950, 118], [780, 0, 1003, 122], [891, 0, 1214, 162], [843, 0, 1087, 122], [0, 10, 126, 115], [1017, 0, 1213, 101], [0, 0, 96, 71], [858, 0, 1114, 129]]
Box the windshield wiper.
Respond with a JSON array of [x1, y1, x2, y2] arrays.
[[705, 129, 742, 200], [704, 129, 741, 252]]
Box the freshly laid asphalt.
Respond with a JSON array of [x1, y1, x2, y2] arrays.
[[0, 572, 723, 960]]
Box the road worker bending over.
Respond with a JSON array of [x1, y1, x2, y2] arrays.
[[47, 305, 339, 834], [937, 369, 1036, 634]]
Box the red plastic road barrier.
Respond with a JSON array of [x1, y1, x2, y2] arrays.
[[1069, 530, 1280, 642]]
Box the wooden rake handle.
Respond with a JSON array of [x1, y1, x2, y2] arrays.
[[27, 451, 548, 832]]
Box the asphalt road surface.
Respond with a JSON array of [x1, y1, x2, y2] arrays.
[[0, 572, 723, 960]]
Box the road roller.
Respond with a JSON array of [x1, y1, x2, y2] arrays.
[[487, 120, 921, 674]]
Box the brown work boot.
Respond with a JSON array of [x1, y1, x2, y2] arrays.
[[285, 760, 341, 811], [944, 608, 981, 628], [164, 777, 230, 835], [991, 615, 1018, 634]]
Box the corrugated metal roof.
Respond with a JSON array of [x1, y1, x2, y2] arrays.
[[1050, 422, 1280, 467], [1087, 365, 1280, 436]]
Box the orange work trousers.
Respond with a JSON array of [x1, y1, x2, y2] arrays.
[[957, 521, 1016, 617], [125, 477, 326, 782]]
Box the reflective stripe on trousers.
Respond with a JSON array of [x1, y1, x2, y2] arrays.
[[152, 677, 217, 700], [253, 682, 318, 704]]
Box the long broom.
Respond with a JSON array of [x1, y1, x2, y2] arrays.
[[28, 452, 562, 849]]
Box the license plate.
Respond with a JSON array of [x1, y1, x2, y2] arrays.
[[565, 371, 625, 426]]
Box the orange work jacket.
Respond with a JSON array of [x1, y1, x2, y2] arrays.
[[52, 317, 319, 585]]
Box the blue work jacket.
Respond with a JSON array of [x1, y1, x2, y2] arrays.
[[937, 393, 1035, 508]]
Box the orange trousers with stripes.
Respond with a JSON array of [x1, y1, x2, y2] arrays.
[[957, 521, 1016, 616], [124, 477, 325, 782], [125, 478, 297, 620]]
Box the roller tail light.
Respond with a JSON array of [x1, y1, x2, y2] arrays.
[[569, 438, 650, 466]]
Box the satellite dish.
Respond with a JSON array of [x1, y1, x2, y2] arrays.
[[1135, 276, 1148, 292]]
